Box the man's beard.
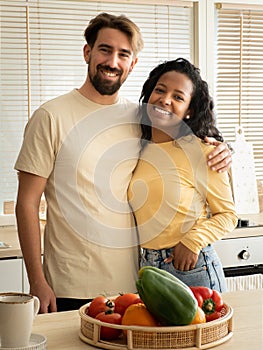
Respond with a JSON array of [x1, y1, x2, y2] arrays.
[[89, 65, 123, 95]]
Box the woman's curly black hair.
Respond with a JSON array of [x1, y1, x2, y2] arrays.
[[139, 58, 223, 144]]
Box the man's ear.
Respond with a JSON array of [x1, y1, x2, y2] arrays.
[[129, 57, 138, 73], [83, 44, 91, 64]]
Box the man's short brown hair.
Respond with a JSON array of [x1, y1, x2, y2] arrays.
[[84, 12, 144, 57]]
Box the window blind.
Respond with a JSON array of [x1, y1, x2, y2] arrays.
[[215, 4, 263, 182], [0, 0, 194, 213]]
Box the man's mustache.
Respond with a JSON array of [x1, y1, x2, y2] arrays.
[[97, 64, 123, 76]]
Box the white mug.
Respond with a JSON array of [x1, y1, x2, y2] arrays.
[[0, 292, 40, 348]]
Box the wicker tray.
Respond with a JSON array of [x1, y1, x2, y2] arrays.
[[79, 302, 233, 350]]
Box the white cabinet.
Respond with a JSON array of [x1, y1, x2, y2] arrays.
[[22, 259, 30, 293], [22, 256, 43, 293], [0, 258, 31, 293], [0, 258, 23, 292]]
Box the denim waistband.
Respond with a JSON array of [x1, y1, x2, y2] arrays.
[[141, 244, 212, 262]]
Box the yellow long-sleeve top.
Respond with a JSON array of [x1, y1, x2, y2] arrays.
[[128, 136, 238, 254]]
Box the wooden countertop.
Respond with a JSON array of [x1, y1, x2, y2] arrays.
[[32, 289, 263, 350]]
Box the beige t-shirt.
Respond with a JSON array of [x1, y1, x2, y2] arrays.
[[128, 136, 238, 254], [15, 89, 142, 298]]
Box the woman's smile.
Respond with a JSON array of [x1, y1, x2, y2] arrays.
[[151, 105, 173, 119]]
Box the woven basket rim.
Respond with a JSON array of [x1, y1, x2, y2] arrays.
[[79, 302, 233, 332]]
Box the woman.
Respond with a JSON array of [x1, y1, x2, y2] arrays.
[[128, 58, 238, 292]]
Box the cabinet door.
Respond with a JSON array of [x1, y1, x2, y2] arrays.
[[22, 259, 30, 293], [22, 256, 43, 293], [0, 258, 23, 292]]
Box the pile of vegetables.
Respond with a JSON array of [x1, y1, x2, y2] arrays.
[[85, 293, 143, 339], [84, 266, 225, 340]]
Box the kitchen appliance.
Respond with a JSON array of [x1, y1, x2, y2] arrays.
[[214, 217, 263, 291]]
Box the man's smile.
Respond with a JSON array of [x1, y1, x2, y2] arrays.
[[98, 66, 121, 79]]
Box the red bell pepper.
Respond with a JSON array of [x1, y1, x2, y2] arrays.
[[205, 310, 222, 322], [190, 286, 224, 321]]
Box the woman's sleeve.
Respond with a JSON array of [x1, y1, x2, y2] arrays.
[[180, 145, 238, 254]]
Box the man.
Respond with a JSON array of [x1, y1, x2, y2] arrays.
[[15, 13, 232, 313]]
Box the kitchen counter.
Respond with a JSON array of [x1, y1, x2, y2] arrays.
[[32, 289, 263, 350], [230, 224, 263, 239], [1, 213, 263, 259], [0, 225, 22, 258], [0, 224, 44, 259], [225, 212, 263, 239]]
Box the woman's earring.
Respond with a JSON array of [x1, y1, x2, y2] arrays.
[[185, 115, 190, 120]]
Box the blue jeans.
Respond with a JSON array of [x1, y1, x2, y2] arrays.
[[140, 244, 227, 292]]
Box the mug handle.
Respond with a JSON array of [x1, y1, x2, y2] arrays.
[[33, 296, 40, 316]]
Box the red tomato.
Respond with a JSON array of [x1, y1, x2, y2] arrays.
[[205, 311, 221, 322], [95, 311, 122, 340], [114, 293, 142, 316], [86, 296, 114, 318]]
